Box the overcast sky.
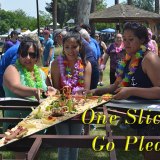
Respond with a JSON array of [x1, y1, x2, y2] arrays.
[[0, 0, 125, 17]]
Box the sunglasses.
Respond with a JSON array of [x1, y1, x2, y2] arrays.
[[20, 52, 37, 59]]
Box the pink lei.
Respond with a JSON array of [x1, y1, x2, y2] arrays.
[[58, 55, 85, 95], [114, 42, 124, 53]]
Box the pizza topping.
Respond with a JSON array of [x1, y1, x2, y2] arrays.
[[51, 108, 64, 117], [4, 126, 28, 144], [102, 94, 113, 100], [31, 107, 43, 119], [97, 96, 102, 103], [41, 116, 57, 125], [18, 121, 36, 129]]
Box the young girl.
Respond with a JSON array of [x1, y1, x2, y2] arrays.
[[51, 31, 91, 160]]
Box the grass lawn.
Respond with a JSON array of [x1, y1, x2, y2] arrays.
[[1, 58, 144, 160]]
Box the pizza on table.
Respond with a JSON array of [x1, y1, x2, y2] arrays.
[[0, 86, 112, 146]]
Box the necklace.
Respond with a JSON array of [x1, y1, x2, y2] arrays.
[[114, 42, 124, 53], [58, 55, 85, 94], [16, 60, 43, 88], [116, 45, 147, 87]]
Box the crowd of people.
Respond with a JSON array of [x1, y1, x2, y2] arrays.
[[0, 22, 160, 160]]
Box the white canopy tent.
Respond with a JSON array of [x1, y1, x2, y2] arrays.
[[21, 29, 31, 35], [31, 29, 38, 34]]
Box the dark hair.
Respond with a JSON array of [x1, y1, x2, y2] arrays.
[[152, 34, 157, 41], [62, 31, 86, 66], [10, 30, 19, 38], [80, 24, 91, 34], [18, 37, 39, 59], [123, 22, 149, 44]]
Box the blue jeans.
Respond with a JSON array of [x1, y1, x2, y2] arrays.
[[55, 122, 83, 160]]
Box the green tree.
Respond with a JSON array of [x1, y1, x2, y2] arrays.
[[45, 0, 107, 27], [0, 8, 52, 34], [39, 11, 52, 28], [133, 0, 154, 12]]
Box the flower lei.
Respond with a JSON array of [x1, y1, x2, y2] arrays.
[[58, 55, 85, 94], [114, 42, 124, 53], [116, 45, 147, 87], [15, 60, 43, 88]]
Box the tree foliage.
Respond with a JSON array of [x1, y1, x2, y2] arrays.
[[0, 9, 52, 35], [45, 0, 107, 27], [133, 0, 155, 12]]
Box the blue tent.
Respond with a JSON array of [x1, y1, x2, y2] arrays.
[[101, 28, 115, 33]]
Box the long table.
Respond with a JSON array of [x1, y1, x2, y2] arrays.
[[0, 98, 160, 160]]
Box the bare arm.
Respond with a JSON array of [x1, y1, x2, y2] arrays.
[[84, 61, 92, 90], [92, 83, 117, 96], [141, 52, 160, 98], [101, 41, 107, 53], [143, 52, 160, 87], [102, 51, 109, 65], [128, 87, 160, 99], [3, 65, 40, 99], [47, 47, 54, 64], [51, 59, 61, 90]]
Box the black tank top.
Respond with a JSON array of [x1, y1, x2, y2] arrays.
[[123, 59, 153, 99]]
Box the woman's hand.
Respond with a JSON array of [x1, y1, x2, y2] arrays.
[[113, 87, 132, 100], [99, 64, 106, 71], [45, 86, 58, 96], [34, 88, 43, 102], [74, 89, 96, 96]]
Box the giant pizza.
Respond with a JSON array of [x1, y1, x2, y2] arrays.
[[0, 86, 112, 147]]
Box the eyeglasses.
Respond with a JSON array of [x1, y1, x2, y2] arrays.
[[20, 52, 37, 59]]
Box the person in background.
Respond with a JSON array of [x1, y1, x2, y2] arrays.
[[54, 29, 67, 46], [51, 31, 91, 160], [53, 29, 67, 56], [78, 28, 99, 89], [102, 33, 125, 84], [0, 44, 20, 97], [80, 24, 101, 61], [4, 30, 20, 52], [39, 30, 44, 45], [95, 33, 107, 86], [42, 30, 54, 66], [147, 28, 158, 55]]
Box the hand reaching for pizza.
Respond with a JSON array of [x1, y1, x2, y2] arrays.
[[75, 89, 96, 96], [45, 86, 58, 97], [34, 88, 43, 102]]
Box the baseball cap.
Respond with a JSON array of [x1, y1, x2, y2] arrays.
[[43, 30, 50, 35]]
